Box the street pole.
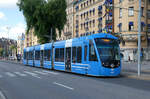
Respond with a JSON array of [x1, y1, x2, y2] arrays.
[[138, 0, 141, 76]]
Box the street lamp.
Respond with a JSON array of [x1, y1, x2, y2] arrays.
[[6, 26, 11, 58]]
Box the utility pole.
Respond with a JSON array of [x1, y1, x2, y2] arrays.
[[138, 0, 141, 76]]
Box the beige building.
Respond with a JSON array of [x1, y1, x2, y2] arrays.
[[24, 28, 39, 47], [73, 0, 150, 61]]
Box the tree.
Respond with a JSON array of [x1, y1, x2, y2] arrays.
[[17, 0, 67, 44], [0, 48, 4, 56], [10, 45, 17, 55]]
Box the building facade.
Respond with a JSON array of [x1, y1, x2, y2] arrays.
[[0, 38, 17, 58], [73, 0, 150, 61], [25, 28, 39, 47]]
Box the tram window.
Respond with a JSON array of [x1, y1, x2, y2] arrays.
[[72, 47, 76, 63], [44, 50, 51, 61], [89, 41, 98, 61], [35, 51, 40, 60], [77, 46, 82, 63], [60, 48, 64, 62], [24, 52, 26, 59], [84, 45, 87, 61], [55, 48, 60, 62], [28, 51, 32, 60]]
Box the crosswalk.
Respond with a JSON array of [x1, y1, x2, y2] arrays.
[[0, 70, 59, 79]]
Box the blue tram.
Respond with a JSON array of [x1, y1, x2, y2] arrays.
[[23, 33, 121, 76]]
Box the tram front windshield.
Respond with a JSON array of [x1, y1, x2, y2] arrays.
[[95, 38, 120, 68]]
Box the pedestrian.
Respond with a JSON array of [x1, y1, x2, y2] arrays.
[[128, 56, 130, 62]]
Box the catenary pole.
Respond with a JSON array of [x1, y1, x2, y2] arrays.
[[138, 0, 141, 76]]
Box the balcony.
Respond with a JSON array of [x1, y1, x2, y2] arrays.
[[105, 20, 112, 25], [64, 31, 72, 36]]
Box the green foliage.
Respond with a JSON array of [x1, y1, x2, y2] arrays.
[[0, 48, 4, 56], [17, 0, 67, 44]]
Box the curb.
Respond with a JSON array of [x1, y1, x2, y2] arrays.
[[121, 72, 150, 81]]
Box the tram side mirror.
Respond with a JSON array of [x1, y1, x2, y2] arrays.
[[120, 53, 124, 59]]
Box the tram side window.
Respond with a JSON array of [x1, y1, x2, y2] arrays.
[[24, 52, 26, 59], [89, 41, 98, 61], [72, 47, 76, 63], [77, 46, 82, 63], [29, 51, 33, 60], [44, 50, 51, 61], [55, 48, 64, 62], [60, 48, 64, 62], [55, 48, 59, 62], [84, 45, 87, 61], [35, 51, 40, 60]]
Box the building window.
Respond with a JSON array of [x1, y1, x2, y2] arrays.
[[93, 8, 95, 16], [84, 2, 86, 7], [90, 0, 92, 4], [119, 8, 122, 17], [148, 24, 150, 32], [81, 24, 83, 30], [93, 20, 95, 27], [93, 0, 95, 3], [118, 23, 122, 32], [81, 14, 82, 19], [87, 1, 88, 6], [129, 7, 134, 16], [141, 22, 145, 32], [148, 10, 150, 19], [81, 4, 83, 9], [90, 21, 92, 27], [141, 7, 144, 16], [129, 22, 134, 31]]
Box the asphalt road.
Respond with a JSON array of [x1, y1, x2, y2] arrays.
[[0, 61, 150, 99]]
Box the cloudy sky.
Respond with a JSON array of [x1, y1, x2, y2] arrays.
[[0, 0, 26, 40]]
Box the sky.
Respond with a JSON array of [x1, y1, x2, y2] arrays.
[[0, 0, 26, 40]]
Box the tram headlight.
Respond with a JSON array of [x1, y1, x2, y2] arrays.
[[110, 64, 115, 68]]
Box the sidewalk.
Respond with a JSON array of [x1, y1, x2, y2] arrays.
[[0, 59, 22, 65], [121, 61, 150, 80]]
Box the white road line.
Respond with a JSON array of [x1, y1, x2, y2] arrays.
[[42, 71, 59, 75], [14, 72, 27, 77], [53, 82, 74, 90], [34, 71, 48, 75], [5, 72, 16, 77], [24, 71, 41, 79], [0, 91, 6, 99]]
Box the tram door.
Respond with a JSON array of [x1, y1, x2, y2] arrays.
[[40, 50, 44, 67], [65, 47, 71, 71]]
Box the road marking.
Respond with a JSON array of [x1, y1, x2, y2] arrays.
[[42, 71, 59, 75], [14, 72, 27, 77], [0, 91, 6, 99], [24, 71, 41, 79], [5, 72, 16, 77], [53, 82, 74, 90], [34, 71, 48, 75]]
